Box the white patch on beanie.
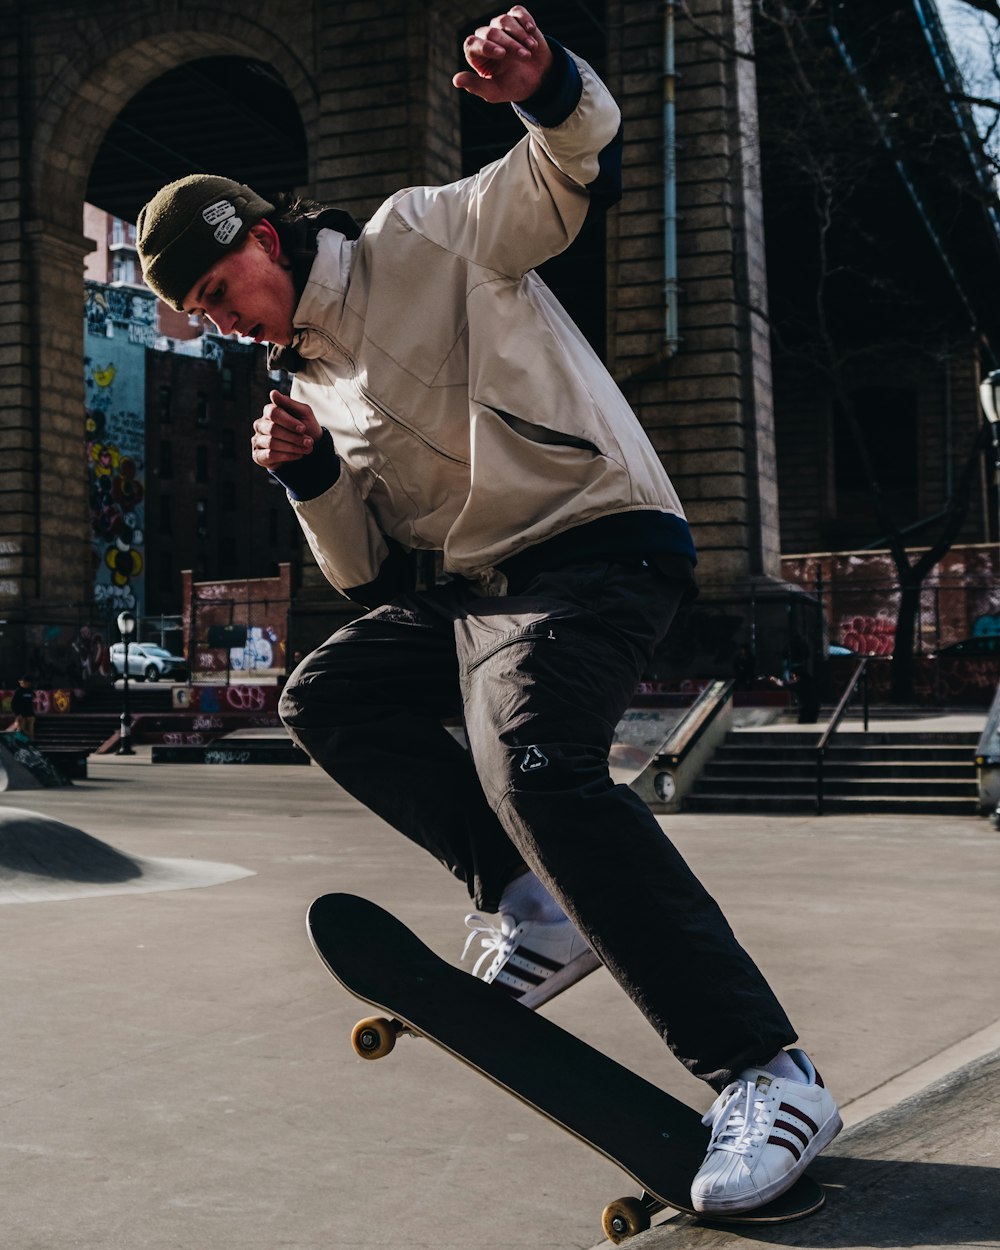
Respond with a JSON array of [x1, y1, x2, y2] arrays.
[[214, 217, 243, 244], [202, 199, 235, 225]]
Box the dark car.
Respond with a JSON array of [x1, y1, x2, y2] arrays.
[[933, 635, 1000, 658]]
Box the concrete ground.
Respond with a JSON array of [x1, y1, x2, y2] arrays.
[[1, 752, 998, 1249]]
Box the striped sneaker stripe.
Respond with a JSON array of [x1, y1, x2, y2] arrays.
[[773, 1118, 811, 1150], [512, 946, 565, 974], [496, 963, 545, 987], [779, 1103, 819, 1135], [767, 1134, 802, 1160]]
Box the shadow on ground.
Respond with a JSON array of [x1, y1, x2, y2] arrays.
[[697, 1154, 1000, 1246]]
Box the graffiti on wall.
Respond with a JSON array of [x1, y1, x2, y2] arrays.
[[84, 283, 154, 619], [839, 614, 896, 656]]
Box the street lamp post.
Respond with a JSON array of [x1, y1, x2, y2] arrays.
[[117, 610, 136, 756], [979, 370, 1000, 555]]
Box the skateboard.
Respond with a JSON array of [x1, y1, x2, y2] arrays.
[[307, 893, 825, 1242]]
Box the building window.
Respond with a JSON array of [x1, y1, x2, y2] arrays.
[[221, 366, 234, 399], [196, 445, 209, 482], [159, 385, 172, 423], [222, 480, 236, 511], [196, 392, 209, 426], [196, 499, 208, 539], [111, 256, 139, 285], [159, 495, 173, 534], [160, 440, 173, 479], [159, 551, 173, 594], [222, 428, 236, 460], [109, 219, 137, 248]]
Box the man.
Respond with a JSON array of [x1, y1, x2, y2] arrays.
[[136, 7, 840, 1213], [10, 676, 36, 740]]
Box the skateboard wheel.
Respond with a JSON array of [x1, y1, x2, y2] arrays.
[[602, 1197, 650, 1244], [352, 1016, 397, 1060]]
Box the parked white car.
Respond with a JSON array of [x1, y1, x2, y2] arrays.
[[109, 642, 189, 682]]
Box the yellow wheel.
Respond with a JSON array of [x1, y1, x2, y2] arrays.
[[602, 1196, 651, 1244], [351, 1016, 398, 1060]]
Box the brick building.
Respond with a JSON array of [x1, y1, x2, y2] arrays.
[[2, 0, 998, 684]]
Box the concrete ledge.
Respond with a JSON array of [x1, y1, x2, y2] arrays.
[[607, 1047, 1000, 1248], [151, 741, 310, 765]]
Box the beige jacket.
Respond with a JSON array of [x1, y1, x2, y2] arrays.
[[286, 51, 686, 596]]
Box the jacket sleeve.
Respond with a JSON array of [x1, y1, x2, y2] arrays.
[[264, 372, 414, 607], [396, 43, 622, 279], [288, 468, 416, 608]]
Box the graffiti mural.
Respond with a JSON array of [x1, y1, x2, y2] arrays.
[[840, 613, 896, 656], [84, 282, 155, 619]]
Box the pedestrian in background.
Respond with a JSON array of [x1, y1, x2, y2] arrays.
[[10, 676, 36, 740]]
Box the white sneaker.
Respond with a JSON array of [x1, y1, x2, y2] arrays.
[[691, 1049, 842, 1214], [462, 912, 601, 1009]]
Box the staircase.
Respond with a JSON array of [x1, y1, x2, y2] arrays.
[[34, 686, 175, 754], [683, 728, 980, 815]]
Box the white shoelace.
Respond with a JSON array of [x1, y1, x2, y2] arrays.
[[702, 1080, 771, 1156], [462, 913, 523, 978]]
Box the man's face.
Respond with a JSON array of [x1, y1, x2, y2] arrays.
[[183, 222, 296, 346]]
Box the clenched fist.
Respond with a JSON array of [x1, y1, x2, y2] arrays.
[[453, 6, 553, 105], [251, 390, 323, 469]]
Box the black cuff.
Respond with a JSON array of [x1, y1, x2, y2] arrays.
[[268, 428, 340, 501], [514, 39, 582, 128]]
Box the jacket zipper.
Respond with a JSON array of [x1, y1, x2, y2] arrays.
[[466, 627, 557, 673]]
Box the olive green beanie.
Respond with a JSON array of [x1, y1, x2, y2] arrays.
[[136, 174, 275, 310]]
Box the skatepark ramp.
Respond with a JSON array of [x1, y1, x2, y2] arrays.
[[0, 808, 254, 903], [0, 734, 73, 789], [0, 739, 43, 791]]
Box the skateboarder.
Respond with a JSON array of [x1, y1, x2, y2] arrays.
[[136, 6, 841, 1213]]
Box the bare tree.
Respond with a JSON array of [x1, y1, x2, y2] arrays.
[[690, 0, 1000, 700]]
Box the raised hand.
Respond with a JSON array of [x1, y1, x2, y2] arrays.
[[453, 6, 553, 105]]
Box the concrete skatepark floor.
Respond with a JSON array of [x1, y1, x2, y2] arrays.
[[1, 756, 998, 1249]]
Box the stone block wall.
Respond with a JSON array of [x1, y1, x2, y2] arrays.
[[1, 0, 780, 676]]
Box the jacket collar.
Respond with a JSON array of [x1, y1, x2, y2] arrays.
[[267, 209, 360, 371]]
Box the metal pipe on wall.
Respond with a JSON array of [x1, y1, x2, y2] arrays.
[[663, 0, 681, 355]]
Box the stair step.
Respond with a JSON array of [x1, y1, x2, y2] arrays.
[[686, 724, 984, 815], [712, 746, 974, 764], [682, 794, 980, 815], [692, 776, 977, 797], [701, 761, 976, 780]]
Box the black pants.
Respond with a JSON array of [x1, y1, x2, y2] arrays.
[[280, 559, 796, 1088]]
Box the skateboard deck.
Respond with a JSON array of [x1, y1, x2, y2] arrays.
[[307, 892, 825, 1243]]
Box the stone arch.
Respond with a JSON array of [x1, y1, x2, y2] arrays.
[[18, 9, 317, 651], [33, 16, 318, 229]]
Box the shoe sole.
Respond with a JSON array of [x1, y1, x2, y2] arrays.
[[515, 948, 602, 1010], [691, 1106, 843, 1215]]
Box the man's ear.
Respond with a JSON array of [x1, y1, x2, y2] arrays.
[[249, 219, 283, 261]]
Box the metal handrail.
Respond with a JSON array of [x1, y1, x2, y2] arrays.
[[816, 658, 870, 815], [660, 679, 735, 767]]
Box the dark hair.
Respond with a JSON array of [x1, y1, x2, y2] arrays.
[[269, 191, 329, 222], [266, 193, 362, 296]]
